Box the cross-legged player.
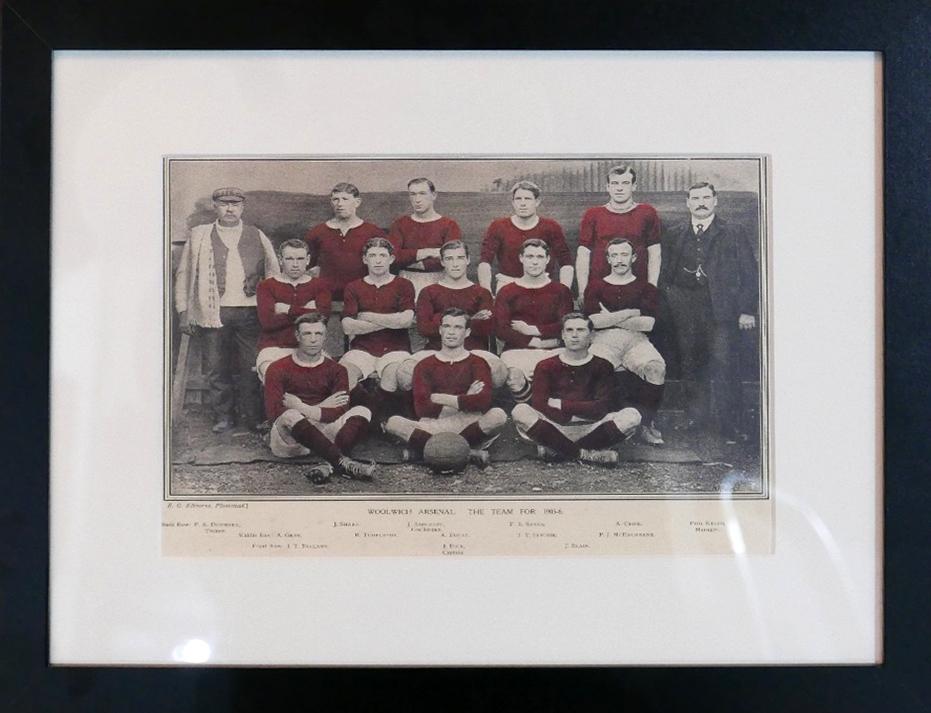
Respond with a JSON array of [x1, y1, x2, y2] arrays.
[[478, 180, 573, 294], [385, 308, 508, 467], [494, 238, 574, 402], [511, 312, 641, 465], [583, 238, 666, 445], [255, 239, 333, 383], [339, 237, 415, 411], [264, 312, 375, 483], [395, 240, 507, 391]]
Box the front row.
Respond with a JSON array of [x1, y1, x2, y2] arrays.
[[264, 308, 642, 484]]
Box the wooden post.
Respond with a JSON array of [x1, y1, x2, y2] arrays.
[[171, 332, 192, 423]]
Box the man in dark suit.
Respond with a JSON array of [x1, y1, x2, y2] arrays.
[[659, 182, 759, 442]]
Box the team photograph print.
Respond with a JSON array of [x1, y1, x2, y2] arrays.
[[167, 156, 768, 499]]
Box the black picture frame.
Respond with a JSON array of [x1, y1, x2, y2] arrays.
[[3, 0, 928, 710]]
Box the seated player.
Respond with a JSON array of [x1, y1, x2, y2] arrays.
[[584, 238, 666, 445], [478, 180, 573, 294], [263, 313, 375, 483], [494, 238, 574, 402], [339, 237, 415, 394], [395, 240, 507, 390], [388, 177, 462, 298], [385, 308, 508, 467], [511, 313, 641, 465], [255, 239, 333, 382]]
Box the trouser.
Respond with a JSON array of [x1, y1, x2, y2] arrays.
[[665, 286, 743, 432], [201, 306, 262, 425]]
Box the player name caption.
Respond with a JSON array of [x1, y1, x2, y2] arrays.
[[162, 500, 769, 556]]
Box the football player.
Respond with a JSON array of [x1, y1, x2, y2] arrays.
[[584, 238, 666, 445], [384, 308, 508, 467], [511, 312, 641, 465], [576, 164, 662, 298], [494, 238, 574, 402], [478, 180, 573, 294], [263, 312, 375, 483]]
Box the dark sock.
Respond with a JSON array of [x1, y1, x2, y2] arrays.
[[527, 419, 580, 458], [349, 383, 372, 409], [635, 381, 665, 425], [576, 421, 624, 449], [291, 419, 343, 466], [334, 416, 369, 454], [407, 428, 432, 456], [458, 422, 487, 447]]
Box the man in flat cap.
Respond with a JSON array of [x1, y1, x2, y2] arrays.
[[175, 187, 280, 433]]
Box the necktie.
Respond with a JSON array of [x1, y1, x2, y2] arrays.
[[695, 223, 704, 236]]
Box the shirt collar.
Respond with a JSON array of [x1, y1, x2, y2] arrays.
[[434, 349, 470, 363], [691, 215, 715, 232]]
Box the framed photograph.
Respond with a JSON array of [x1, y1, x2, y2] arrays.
[[47, 51, 879, 667], [9, 2, 929, 705]]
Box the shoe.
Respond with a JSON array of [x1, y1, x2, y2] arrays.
[[536, 445, 561, 462], [579, 448, 619, 466], [305, 463, 333, 485], [639, 423, 665, 446], [251, 420, 272, 434], [400, 448, 417, 463], [338, 457, 376, 481], [469, 449, 490, 468], [212, 419, 233, 433], [476, 432, 502, 451]]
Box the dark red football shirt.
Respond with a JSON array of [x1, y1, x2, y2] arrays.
[[303, 221, 385, 299], [416, 282, 494, 351], [256, 276, 333, 350], [582, 277, 660, 319], [388, 215, 462, 272], [578, 204, 662, 281], [412, 353, 493, 419], [342, 275, 415, 356], [493, 280, 574, 350], [264, 355, 349, 423], [531, 353, 615, 425], [479, 217, 572, 279]]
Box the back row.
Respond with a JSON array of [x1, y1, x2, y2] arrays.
[[304, 164, 661, 301]]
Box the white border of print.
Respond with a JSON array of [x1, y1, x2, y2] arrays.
[[50, 51, 881, 665]]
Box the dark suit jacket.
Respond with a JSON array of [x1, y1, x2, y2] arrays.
[[658, 216, 759, 324]]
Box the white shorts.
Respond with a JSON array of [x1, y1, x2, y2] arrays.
[[269, 406, 371, 458], [400, 269, 443, 298], [590, 328, 664, 375], [256, 346, 295, 383], [339, 349, 411, 380], [414, 412, 484, 435], [500, 348, 560, 380], [514, 406, 641, 443]]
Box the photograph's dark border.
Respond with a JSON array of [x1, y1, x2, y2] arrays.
[[163, 155, 770, 502], [4, 0, 928, 710]]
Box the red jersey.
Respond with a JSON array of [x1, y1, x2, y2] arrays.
[[531, 353, 615, 425], [583, 277, 660, 319], [416, 282, 494, 351], [264, 355, 349, 423], [342, 275, 415, 357], [479, 217, 572, 279], [388, 215, 462, 272], [303, 221, 385, 299], [494, 280, 574, 350], [412, 353, 493, 418], [578, 204, 662, 281], [256, 276, 333, 350]]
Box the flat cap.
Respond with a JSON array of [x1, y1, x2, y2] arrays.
[[212, 187, 245, 202]]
